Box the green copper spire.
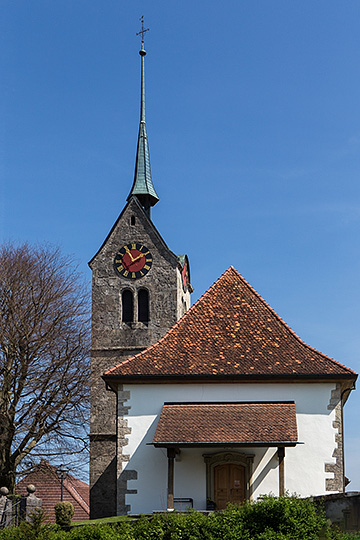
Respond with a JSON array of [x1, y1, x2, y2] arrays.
[[127, 17, 159, 217]]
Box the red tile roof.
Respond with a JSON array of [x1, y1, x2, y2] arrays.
[[152, 402, 298, 446], [16, 460, 89, 523], [105, 267, 356, 380]]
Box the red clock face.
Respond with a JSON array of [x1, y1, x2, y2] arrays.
[[181, 264, 188, 290], [114, 243, 153, 279]]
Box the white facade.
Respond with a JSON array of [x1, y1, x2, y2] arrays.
[[116, 381, 341, 514]]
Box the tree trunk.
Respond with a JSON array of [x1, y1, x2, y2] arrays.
[[0, 414, 16, 492]]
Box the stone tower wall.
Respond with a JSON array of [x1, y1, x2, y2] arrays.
[[89, 197, 191, 518]]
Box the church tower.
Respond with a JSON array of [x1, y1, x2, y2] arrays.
[[89, 21, 192, 519]]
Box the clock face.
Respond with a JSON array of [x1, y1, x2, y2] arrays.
[[114, 243, 153, 279], [181, 264, 188, 291]]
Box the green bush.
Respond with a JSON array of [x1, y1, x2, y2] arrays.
[[67, 523, 134, 540], [1, 495, 359, 540], [131, 511, 210, 540], [0, 508, 60, 540], [208, 495, 328, 540], [55, 502, 75, 528]]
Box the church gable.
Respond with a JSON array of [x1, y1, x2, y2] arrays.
[[89, 196, 178, 273], [89, 196, 189, 352], [105, 266, 356, 380]]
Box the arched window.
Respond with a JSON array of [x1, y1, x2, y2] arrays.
[[138, 289, 149, 323], [122, 290, 134, 323]]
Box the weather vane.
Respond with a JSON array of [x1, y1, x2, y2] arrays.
[[136, 16, 149, 46]]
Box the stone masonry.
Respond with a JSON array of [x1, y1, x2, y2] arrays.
[[325, 383, 344, 492], [89, 196, 191, 518]]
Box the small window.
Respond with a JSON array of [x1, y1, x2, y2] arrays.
[[138, 289, 149, 323], [131, 215, 136, 226], [122, 290, 134, 323]]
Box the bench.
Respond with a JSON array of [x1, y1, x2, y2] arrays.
[[173, 497, 194, 510]]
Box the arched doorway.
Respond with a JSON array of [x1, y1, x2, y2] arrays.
[[204, 452, 254, 508], [214, 463, 245, 509]]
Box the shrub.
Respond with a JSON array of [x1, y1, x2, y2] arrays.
[[54, 502, 75, 528], [1, 495, 358, 540], [207, 495, 329, 540], [0, 507, 59, 540], [132, 511, 210, 540], [69, 523, 136, 540]]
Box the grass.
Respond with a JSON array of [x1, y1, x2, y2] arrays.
[[71, 515, 132, 526]]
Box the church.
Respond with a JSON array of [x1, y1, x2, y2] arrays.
[[89, 27, 357, 518]]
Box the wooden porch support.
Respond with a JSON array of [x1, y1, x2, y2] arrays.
[[167, 448, 176, 510], [278, 447, 285, 496]]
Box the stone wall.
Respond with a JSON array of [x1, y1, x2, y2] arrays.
[[314, 492, 360, 532], [325, 383, 344, 492], [89, 197, 191, 518]]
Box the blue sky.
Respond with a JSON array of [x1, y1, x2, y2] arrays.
[[2, 1, 360, 489]]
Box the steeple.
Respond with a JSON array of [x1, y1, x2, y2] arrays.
[[127, 17, 159, 218]]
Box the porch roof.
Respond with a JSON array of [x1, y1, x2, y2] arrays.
[[151, 401, 299, 448]]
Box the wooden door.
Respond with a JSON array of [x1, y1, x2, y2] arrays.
[[214, 464, 245, 510]]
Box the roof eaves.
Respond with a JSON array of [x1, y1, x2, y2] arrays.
[[103, 372, 357, 383], [150, 441, 301, 448]]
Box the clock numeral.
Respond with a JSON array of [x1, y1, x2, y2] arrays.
[[140, 271, 144, 276], [131, 272, 136, 279], [117, 265, 124, 272], [131, 243, 136, 250], [145, 258, 152, 264], [123, 270, 129, 277], [144, 265, 150, 270], [115, 259, 122, 264]]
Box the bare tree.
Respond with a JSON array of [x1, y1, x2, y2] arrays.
[[0, 243, 90, 491]]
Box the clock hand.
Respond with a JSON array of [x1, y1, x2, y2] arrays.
[[124, 246, 134, 262], [131, 253, 145, 263]]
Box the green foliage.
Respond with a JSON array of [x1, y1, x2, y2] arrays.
[[131, 511, 210, 540], [55, 502, 75, 528], [0, 508, 59, 540], [66, 523, 134, 540], [206, 495, 328, 540], [1, 495, 359, 540]]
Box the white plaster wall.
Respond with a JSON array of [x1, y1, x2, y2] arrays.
[[120, 382, 338, 514]]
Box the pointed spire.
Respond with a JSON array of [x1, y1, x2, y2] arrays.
[[127, 17, 159, 218]]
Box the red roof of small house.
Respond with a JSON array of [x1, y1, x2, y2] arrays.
[[16, 460, 89, 523], [105, 267, 356, 381], [152, 402, 298, 447]]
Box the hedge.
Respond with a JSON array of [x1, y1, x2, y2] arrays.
[[0, 495, 359, 540]]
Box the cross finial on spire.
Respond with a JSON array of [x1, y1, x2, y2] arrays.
[[136, 16, 149, 48], [127, 15, 159, 216]]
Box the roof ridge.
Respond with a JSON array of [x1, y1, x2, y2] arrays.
[[104, 266, 356, 379]]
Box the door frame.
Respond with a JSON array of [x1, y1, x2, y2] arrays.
[[203, 451, 254, 504]]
